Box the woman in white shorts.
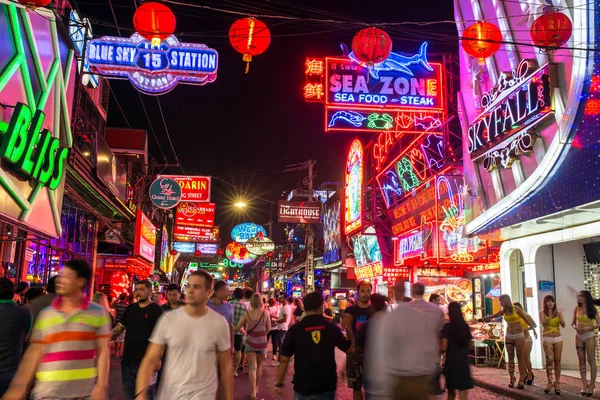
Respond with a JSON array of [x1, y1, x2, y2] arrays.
[[481, 294, 536, 389], [572, 290, 600, 397], [514, 303, 537, 387], [540, 295, 565, 395]]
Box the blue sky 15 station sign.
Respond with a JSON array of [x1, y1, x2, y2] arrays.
[[87, 33, 218, 95], [326, 42, 443, 110]]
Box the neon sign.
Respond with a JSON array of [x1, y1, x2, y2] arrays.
[[231, 222, 267, 244], [304, 58, 325, 102], [69, 11, 98, 87], [225, 241, 256, 264], [0, 103, 69, 190], [398, 231, 424, 260], [344, 140, 363, 235], [326, 43, 443, 110], [467, 60, 552, 162], [87, 33, 218, 95], [354, 261, 383, 279]]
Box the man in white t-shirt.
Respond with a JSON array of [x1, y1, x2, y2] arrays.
[[136, 270, 233, 400], [272, 296, 294, 367]]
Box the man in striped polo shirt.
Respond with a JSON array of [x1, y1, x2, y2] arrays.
[[3, 260, 111, 400]]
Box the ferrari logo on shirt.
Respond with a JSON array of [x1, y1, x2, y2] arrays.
[[311, 330, 321, 344]]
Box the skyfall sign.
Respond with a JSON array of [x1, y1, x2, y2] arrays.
[[467, 60, 553, 164], [87, 33, 218, 95], [278, 201, 321, 224]]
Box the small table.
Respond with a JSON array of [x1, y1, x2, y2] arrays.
[[469, 340, 490, 366], [492, 339, 505, 368]]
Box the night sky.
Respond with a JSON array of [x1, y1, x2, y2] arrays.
[[75, 0, 457, 240]]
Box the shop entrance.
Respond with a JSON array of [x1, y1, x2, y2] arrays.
[[508, 249, 525, 309]]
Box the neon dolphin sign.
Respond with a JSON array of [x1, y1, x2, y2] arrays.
[[344, 42, 434, 79]]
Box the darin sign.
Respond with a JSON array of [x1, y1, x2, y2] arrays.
[[87, 33, 218, 95], [0, 103, 69, 190]]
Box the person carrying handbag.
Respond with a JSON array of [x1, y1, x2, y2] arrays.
[[237, 294, 271, 400]]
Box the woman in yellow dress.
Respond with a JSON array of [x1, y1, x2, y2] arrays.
[[539, 295, 565, 395], [572, 290, 600, 397], [481, 294, 536, 389], [514, 303, 537, 387]]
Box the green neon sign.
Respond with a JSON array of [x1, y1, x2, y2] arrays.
[[0, 103, 68, 190]]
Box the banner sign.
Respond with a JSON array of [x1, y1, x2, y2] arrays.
[[134, 210, 156, 263], [326, 43, 443, 110], [245, 236, 275, 256], [158, 175, 211, 202], [87, 33, 218, 95], [149, 177, 182, 209], [197, 243, 219, 255], [231, 223, 267, 244], [354, 261, 384, 280], [173, 242, 196, 253], [278, 201, 321, 224], [175, 202, 215, 228], [173, 226, 219, 242]]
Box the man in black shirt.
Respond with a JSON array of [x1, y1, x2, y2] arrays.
[[112, 280, 163, 400], [343, 280, 373, 400], [274, 291, 352, 400], [0, 278, 31, 397]]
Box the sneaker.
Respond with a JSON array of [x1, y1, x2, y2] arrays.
[[272, 361, 281, 367]]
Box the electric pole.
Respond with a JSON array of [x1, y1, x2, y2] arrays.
[[305, 160, 317, 293]]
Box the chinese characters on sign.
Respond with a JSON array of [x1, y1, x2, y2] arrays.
[[344, 140, 363, 235], [304, 58, 324, 101]]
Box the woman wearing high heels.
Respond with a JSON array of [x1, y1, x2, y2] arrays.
[[481, 294, 536, 389], [514, 303, 538, 387], [540, 295, 565, 395], [572, 290, 600, 397]]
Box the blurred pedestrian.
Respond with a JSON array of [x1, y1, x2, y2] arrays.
[[572, 290, 599, 396], [294, 297, 306, 323], [237, 294, 271, 400], [28, 276, 56, 323], [343, 280, 373, 400], [514, 302, 537, 386], [0, 278, 31, 397], [323, 295, 334, 322], [375, 289, 440, 400], [4, 260, 111, 400], [231, 288, 249, 375], [163, 284, 183, 311], [136, 270, 233, 400], [272, 295, 293, 367], [112, 293, 129, 357], [14, 282, 28, 305], [268, 298, 281, 362], [155, 292, 167, 307], [112, 280, 163, 400], [92, 291, 115, 324], [358, 293, 388, 400], [441, 302, 473, 400], [274, 291, 352, 400], [207, 280, 234, 355], [24, 287, 44, 307]]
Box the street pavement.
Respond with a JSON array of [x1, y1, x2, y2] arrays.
[[108, 351, 519, 399]]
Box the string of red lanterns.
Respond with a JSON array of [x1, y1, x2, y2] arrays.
[[461, 21, 502, 65], [530, 11, 572, 49]]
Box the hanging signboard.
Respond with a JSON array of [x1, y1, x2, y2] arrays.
[[86, 33, 218, 95], [344, 140, 363, 235], [173, 226, 219, 242], [69, 10, 98, 87], [326, 108, 444, 134], [96, 134, 127, 201], [278, 201, 321, 224], [231, 223, 267, 244], [245, 235, 275, 256], [158, 175, 211, 202], [149, 177, 182, 209], [197, 243, 219, 255], [175, 202, 216, 228], [226, 241, 256, 264], [134, 210, 156, 263], [354, 261, 384, 280], [173, 242, 196, 253]]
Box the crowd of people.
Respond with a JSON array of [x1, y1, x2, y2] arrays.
[[0, 261, 599, 399]]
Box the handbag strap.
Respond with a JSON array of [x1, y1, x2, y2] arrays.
[[246, 310, 265, 336]]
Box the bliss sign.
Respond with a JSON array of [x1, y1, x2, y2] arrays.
[[467, 60, 552, 165], [87, 33, 218, 95]]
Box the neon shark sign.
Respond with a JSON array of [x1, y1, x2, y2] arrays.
[[327, 42, 443, 110]]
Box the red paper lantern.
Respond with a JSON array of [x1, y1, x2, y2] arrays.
[[133, 2, 176, 46], [239, 247, 248, 257], [266, 251, 274, 258], [229, 17, 271, 73], [194, 250, 202, 257], [351, 27, 393, 67], [217, 249, 225, 256], [461, 22, 502, 65], [530, 11, 572, 49], [170, 249, 178, 256], [17, 0, 51, 7], [284, 252, 292, 259]]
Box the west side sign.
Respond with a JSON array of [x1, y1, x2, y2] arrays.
[[87, 34, 218, 95]]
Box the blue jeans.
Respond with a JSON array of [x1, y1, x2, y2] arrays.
[[122, 362, 155, 400], [294, 391, 336, 400], [277, 330, 287, 360]]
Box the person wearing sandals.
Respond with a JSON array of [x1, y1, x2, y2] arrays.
[[441, 302, 473, 400], [513, 302, 538, 387], [572, 290, 600, 397], [540, 295, 565, 395], [480, 294, 535, 389], [237, 293, 271, 400]]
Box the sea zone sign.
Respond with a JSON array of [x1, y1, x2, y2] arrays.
[[87, 33, 218, 95]]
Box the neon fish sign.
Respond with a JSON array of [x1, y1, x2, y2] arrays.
[[344, 140, 363, 235], [87, 33, 218, 95]]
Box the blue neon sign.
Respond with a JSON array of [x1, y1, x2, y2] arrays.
[[69, 11, 99, 88], [231, 223, 267, 244], [86, 33, 218, 95]]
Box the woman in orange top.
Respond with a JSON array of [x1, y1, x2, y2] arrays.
[[481, 294, 536, 389]]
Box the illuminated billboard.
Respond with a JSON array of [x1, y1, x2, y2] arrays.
[[231, 223, 267, 244], [173, 226, 219, 242], [344, 140, 363, 236], [159, 175, 211, 202], [134, 210, 156, 263], [175, 202, 216, 228]]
